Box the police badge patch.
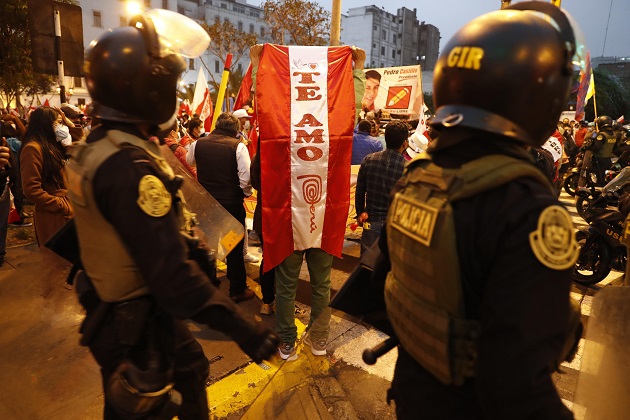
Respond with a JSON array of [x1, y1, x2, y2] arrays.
[[137, 175, 172, 217], [529, 205, 579, 270]]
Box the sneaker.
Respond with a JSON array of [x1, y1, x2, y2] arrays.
[[278, 342, 298, 361], [243, 253, 260, 263], [248, 230, 261, 245], [304, 334, 327, 356], [230, 288, 255, 303], [260, 302, 275, 315]]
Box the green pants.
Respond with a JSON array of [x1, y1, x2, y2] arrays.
[[274, 248, 333, 345]]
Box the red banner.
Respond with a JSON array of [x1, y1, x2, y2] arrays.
[[257, 44, 355, 270]]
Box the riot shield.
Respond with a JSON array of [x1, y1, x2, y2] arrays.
[[160, 145, 243, 261], [574, 286, 630, 419]]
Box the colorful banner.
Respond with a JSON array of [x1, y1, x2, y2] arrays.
[[256, 44, 355, 271], [361, 65, 424, 116], [575, 51, 594, 122]]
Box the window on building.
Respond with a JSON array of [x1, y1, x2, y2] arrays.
[[77, 98, 86, 106], [381, 62, 384, 67], [215, 60, 220, 73], [177, 6, 185, 14], [73, 77, 83, 88], [392, 34, 396, 43], [373, 25, 377, 31], [237, 63, 242, 72], [144, 0, 151, 7], [392, 50, 396, 59], [260, 26, 265, 37], [120, 16, 126, 27], [381, 46, 385, 56], [250, 10, 260, 18], [372, 43, 376, 49], [382, 29, 386, 40], [162, 0, 168, 8], [233, 5, 245, 13], [221, 3, 227, 9], [93, 11, 102, 28], [249, 24, 254, 34], [238, 21, 243, 31], [189, 58, 195, 70], [214, 16, 220, 24]]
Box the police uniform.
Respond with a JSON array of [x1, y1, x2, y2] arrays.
[[67, 123, 266, 418], [592, 128, 618, 184], [378, 136, 578, 419]]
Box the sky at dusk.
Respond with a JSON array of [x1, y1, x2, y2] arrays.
[[315, 0, 630, 58]]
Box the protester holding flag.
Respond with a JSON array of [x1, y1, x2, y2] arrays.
[[250, 43, 365, 361]]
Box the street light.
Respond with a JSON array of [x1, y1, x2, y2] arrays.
[[126, 1, 142, 16]]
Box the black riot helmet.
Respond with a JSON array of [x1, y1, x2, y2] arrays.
[[431, 1, 586, 147], [85, 9, 210, 125], [595, 116, 613, 130]]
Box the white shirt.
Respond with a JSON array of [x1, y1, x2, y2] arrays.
[[186, 139, 253, 197]]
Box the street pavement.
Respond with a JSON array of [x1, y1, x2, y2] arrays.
[[0, 189, 618, 419]]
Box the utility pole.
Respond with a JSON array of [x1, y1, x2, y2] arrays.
[[330, 0, 341, 46]]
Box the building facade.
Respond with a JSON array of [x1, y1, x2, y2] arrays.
[[340, 6, 440, 71]]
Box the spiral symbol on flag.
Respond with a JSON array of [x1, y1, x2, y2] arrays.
[[297, 175, 322, 233]]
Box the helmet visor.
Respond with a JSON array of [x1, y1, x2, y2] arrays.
[[144, 8, 210, 58]]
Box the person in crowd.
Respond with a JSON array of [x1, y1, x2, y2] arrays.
[[1, 114, 31, 225], [248, 44, 366, 362], [590, 115, 618, 185], [66, 14, 278, 418], [179, 117, 202, 149], [365, 3, 582, 418], [187, 112, 256, 302], [355, 120, 408, 254], [352, 119, 383, 165], [361, 69, 381, 115], [231, 108, 259, 263], [162, 121, 197, 177], [574, 120, 588, 148], [20, 107, 73, 246], [60, 103, 86, 143], [0, 127, 13, 266]]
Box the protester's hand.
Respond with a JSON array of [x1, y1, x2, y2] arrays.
[[237, 323, 280, 364], [351, 46, 366, 70], [54, 106, 75, 128], [0, 145, 10, 168], [250, 44, 264, 68]]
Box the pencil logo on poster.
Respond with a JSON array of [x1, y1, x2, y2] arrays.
[[386, 86, 412, 109]]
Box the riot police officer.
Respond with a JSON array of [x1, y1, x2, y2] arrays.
[[66, 10, 278, 419], [591, 115, 619, 185], [373, 2, 582, 418]]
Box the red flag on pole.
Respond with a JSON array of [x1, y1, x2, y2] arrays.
[[234, 64, 253, 111], [256, 44, 355, 271], [191, 70, 213, 132], [43, 98, 50, 107]]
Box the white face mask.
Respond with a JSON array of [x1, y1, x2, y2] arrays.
[[54, 123, 72, 147]]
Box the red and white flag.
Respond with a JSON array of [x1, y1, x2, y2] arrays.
[[257, 44, 355, 270], [191, 69, 213, 132]]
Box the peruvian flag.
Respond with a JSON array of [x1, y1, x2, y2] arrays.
[[178, 100, 191, 117], [257, 45, 355, 271], [191, 69, 213, 132]]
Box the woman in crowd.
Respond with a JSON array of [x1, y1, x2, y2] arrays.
[[20, 107, 73, 246]]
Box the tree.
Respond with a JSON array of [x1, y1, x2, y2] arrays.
[[200, 19, 257, 89], [261, 0, 331, 46], [584, 68, 630, 121]]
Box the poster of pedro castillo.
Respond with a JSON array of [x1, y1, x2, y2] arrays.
[[361, 65, 424, 118]]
